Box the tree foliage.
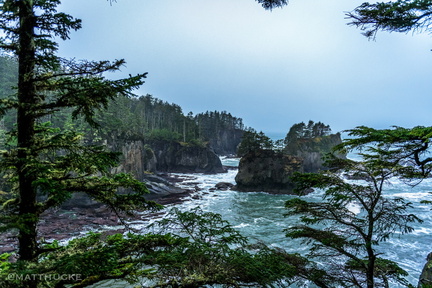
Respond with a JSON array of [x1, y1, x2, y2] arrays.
[[286, 125, 432, 287], [346, 0, 432, 38], [195, 110, 244, 139], [237, 129, 274, 156], [339, 125, 432, 180], [284, 120, 331, 145], [256, 0, 289, 10], [283, 120, 336, 157], [0, 207, 332, 288], [0, 2, 160, 287]]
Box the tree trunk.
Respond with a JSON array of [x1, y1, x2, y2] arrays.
[[366, 213, 376, 288], [17, 0, 38, 267]]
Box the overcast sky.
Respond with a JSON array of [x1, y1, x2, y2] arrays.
[[57, 0, 432, 135]]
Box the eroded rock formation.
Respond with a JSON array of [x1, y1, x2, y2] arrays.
[[235, 149, 303, 194]]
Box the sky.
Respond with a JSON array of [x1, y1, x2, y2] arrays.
[[57, 0, 432, 136]]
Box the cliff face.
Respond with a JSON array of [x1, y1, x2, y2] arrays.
[[61, 138, 224, 208], [150, 140, 225, 173], [234, 133, 344, 194], [208, 129, 244, 156], [285, 133, 345, 173], [108, 138, 225, 175], [111, 139, 157, 178], [235, 149, 303, 194], [419, 253, 432, 287]]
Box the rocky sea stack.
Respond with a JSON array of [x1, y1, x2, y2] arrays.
[[235, 121, 345, 194], [235, 149, 303, 193]]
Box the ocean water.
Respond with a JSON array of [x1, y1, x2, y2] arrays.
[[90, 156, 432, 287], [166, 156, 432, 287]]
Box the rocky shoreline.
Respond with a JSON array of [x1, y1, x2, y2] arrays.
[[0, 164, 237, 255], [0, 173, 196, 255]]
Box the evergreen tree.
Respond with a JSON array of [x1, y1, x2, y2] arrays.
[[0, 1, 159, 287], [256, 0, 288, 10], [346, 0, 432, 38], [237, 129, 273, 156], [286, 125, 432, 287], [0, 1, 322, 287]]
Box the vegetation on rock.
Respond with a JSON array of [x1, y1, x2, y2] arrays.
[[287, 125, 432, 287], [0, 1, 315, 287], [235, 121, 344, 193], [237, 129, 273, 157]]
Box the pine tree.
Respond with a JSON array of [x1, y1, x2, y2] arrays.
[[286, 125, 432, 287], [346, 0, 432, 38], [0, 1, 160, 287]]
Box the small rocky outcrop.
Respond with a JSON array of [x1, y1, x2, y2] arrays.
[[214, 182, 235, 191], [235, 149, 303, 194], [418, 252, 432, 287], [150, 140, 225, 173], [284, 133, 345, 173], [142, 173, 191, 203]]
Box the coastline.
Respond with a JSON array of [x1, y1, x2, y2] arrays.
[[0, 173, 196, 255]]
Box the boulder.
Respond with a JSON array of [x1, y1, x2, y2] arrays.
[[235, 149, 303, 194], [142, 173, 190, 202], [215, 182, 234, 190], [418, 252, 432, 287]]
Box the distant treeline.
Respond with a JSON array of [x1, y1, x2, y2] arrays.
[[0, 55, 245, 149]]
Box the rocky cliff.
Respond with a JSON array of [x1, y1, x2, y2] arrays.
[[284, 133, 344, 173], [111, 139, 157, 177], [149, 140, 225, 173], [234, 132, 344, 194], [419, 253, 432, 287], [62, 138, 224, 207], [108, 138, 225, 175], [235, 149, 303, 194], [208, 129, 244, 156]]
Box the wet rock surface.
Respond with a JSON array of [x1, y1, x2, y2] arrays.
[[214, 182, 234, 191], [235, 149, 303, 194], [0, 174, 192, 254]]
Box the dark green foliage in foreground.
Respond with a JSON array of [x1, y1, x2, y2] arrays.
[[0, 207, 332, 288], [286, 125, 432, 287], [0, 3, 160, 288], [147, 207, 299, 287], [346, 0, 432, 38], [256, 0, 288, 10], [338, 125, 432, 180]]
